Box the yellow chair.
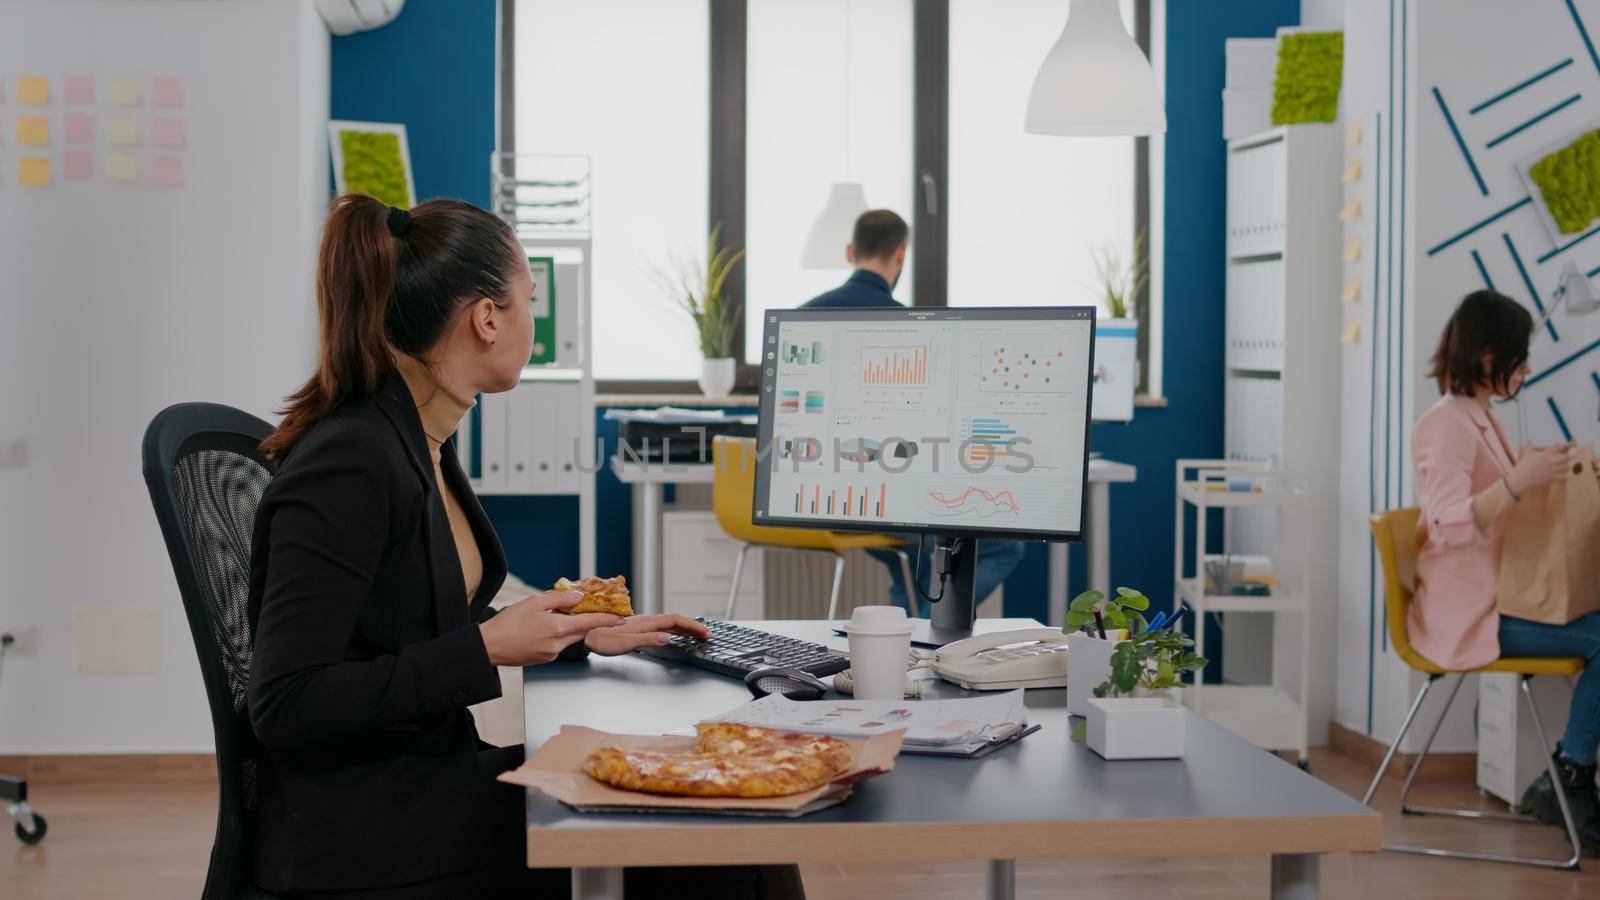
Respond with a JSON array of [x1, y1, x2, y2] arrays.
[[1364, 507, 1584, 870], [712, 436, 916, 620]]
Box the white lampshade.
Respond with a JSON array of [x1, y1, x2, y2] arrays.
[[800, 183, 870, 269], [1024, 0, 1166, 136]]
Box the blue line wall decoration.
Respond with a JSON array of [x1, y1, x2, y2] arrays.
[[1471, 58, 1575, 114], [1431, 86, 1488, 195], [1485, 93, 1582, 148]]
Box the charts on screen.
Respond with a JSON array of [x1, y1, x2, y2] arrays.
[[925, 486, 1023, 521]]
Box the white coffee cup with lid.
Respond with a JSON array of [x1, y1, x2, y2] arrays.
[[844, 605, 913, 699]]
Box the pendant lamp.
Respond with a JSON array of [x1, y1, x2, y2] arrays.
[[1025, 0, 1166, 136], [802, 0, 867, 269]]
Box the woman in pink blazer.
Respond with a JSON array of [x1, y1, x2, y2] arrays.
[[1411, 290, 1598, 856]]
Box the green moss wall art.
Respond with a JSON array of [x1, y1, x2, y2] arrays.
[[1271, 31, 1343, 125], [1529, 129, 1600, 235], [327, 121, 416, 208]]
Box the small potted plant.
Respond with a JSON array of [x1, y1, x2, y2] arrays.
[[1089, 229, 1147, 320], [1062, 587, 1148, 717], [1068, 596, 1208, 759], [649, 224, 745, 397]]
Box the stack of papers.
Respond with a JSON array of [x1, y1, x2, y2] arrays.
[[706, 690, 1034, 758]]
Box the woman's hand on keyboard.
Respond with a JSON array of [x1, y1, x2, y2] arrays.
[[585, 614, 712, 657]]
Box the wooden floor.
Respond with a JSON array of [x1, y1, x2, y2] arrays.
[[4, 747, 1596, 899]]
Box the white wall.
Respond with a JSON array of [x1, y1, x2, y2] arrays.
[[1335, 0, 1600, 752], [0, 0, 329, 753]]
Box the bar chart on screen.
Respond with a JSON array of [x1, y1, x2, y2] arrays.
[[793, 482, 888, 517], [860, 343, 929, 386]]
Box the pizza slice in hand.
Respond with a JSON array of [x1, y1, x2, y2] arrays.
[[552, 575, 634, 617]]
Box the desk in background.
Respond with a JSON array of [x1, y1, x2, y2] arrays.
[[523, 618, 1379, 900], [612, 457, 1137, 620]]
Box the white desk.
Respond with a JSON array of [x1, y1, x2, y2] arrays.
[[611, 456, 1137, 621]]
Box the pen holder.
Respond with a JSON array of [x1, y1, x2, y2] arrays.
[[1066, 632, 1122, 717], [1084, 697, 1186, 760]]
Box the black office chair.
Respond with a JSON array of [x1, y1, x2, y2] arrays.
[[142, 403, 281, 900]]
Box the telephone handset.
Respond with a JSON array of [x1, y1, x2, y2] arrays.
[[928, 628, 1070, 691]]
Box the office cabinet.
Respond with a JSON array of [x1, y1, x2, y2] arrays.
[[662, 512, 764, 619], [1477, 673, 1572, 805], [1212, 124, 1342, 744]]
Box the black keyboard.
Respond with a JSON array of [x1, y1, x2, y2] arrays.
[[636, 618, 851, 679]]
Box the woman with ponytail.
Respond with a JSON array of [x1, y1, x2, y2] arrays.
[[247, 195, 795, 897]]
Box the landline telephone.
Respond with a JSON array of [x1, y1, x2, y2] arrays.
[[928, 628, 1070, 691]]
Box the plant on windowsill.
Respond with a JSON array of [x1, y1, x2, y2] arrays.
[[1088, 229, 1147, 321], [1068, 589, 1208, 743], [648, 224, 746, 397]]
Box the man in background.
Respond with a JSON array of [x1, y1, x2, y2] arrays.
[[801, 210, 1027, 612]]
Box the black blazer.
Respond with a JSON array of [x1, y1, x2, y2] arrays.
[[247, 375, 519, 892]]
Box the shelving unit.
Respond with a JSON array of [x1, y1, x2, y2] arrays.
[[458, 154, 598, 576], [1214, 124, 1342, 737], [1174, 459, 1313, 766]]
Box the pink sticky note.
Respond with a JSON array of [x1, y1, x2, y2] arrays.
[[65, 76, 94, 106], [151, 116, 185, 148], [65, 112, 94, 144], [150, 154, 184, 188], [151, 76, 183, 109], [64, 149, 94, 181]]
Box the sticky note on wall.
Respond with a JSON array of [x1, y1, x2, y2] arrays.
[[106, 76, 141, 107], [1340, 317, 1361, 344], [1341, 277, 1361, 303], [105, 115, 139, 145], [1343, 234, 1362, 262], [104, 150, 138, 182], [19, 156, 51, 187], [17, 75, 49, 106], [17, 115, 48, 146], [1337, 196, 1362, 221]]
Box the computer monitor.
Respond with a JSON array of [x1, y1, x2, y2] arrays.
[[752, 306, 1096, 639]]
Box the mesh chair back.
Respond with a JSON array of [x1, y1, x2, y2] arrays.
[[143, 403, 275, 900]]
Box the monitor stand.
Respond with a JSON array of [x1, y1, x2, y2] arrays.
[[925, 535, 978, 644]]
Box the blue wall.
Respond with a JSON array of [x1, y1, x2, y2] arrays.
[[330, 0, 1302, 626], [330, 0, 497, 209]]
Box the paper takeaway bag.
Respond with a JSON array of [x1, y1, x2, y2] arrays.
[[1498, 443, 1600, 625]]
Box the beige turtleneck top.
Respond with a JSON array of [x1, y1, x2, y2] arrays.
[[393, 353, 482, 603]]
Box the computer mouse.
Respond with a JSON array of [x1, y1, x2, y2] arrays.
[[744, 667, 828, 700]]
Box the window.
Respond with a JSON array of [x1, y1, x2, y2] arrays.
[[743, 0, 915, 363], [947, 0, 1137, 315], [514, 0, 709, 381], [505, 0, 1158, 392]]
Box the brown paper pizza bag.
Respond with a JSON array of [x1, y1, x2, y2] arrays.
[[1497, 443, 1600, 625]]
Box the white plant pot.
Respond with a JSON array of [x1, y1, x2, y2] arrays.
[[1084, 697, 1186, 760], [1066, 632, 1121, 717], [698, 357, 736, 397]]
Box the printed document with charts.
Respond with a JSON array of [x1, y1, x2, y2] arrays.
[[706, 690, 1034, 758]]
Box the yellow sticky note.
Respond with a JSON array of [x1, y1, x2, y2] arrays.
[[1343, 234, 1362, 262], [1342, 156, 1362, 183], [19, 156, 51, 187], [104, 115, 139, 145], [1337, 196, 1362, 221], [1346, 119, 1362, 148], [104, 150, 138, 182], [106, 76, 141, 107], [17, 115, 48, 146], [1341, 277, 1361, 303], [17, 75, 49, 106], [1340, 317, 1361, 344]]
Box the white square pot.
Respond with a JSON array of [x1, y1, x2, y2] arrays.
[[1066, 632, 1120, 717], [1084, 697, 1186, 760]]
